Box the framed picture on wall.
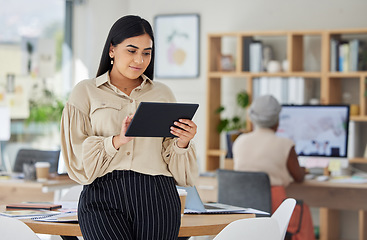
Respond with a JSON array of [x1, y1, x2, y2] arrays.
[[154, 14, 200, 78]]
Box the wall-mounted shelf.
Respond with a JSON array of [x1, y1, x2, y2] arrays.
[[206, 29, 367, 171]]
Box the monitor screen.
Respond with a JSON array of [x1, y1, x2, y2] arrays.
[[276, 105, 350, 158]]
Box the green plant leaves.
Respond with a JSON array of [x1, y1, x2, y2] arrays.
[[215, 90, 249, 133], [237, 90, 249, 108]]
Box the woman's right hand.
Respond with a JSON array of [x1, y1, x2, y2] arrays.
[[113, 115, 134, 149]]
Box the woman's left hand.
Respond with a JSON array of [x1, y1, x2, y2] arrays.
[[170, 119, 197, 148]]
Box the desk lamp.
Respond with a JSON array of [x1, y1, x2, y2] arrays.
[[0, 106, 11, 172]]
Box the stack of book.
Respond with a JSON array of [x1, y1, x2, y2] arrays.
[[0, 210, 60, 219], [330, 38, 367, 72], [0, 202, 78, 222], [253, 77, 309, 105]]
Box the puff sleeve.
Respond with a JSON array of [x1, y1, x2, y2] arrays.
[[60, 102, 117, 185], [162, 138, 199, 186]]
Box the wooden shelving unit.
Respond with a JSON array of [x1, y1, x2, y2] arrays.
[[206, 29, 367, 171]]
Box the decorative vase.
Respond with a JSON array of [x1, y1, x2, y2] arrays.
[[267, 60, 281, 73]]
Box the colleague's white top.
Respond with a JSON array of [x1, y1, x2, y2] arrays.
[[232, 127, 294, 186], [60, 72, 198, 186]]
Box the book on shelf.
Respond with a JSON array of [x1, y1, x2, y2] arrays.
[[249, 41, 263, 72], [358, 41, 367, 71], [6, 202, 62, 210], [242, 37, 253, 71], [331, 38, 367, 72], [330, 38, 339, 72], [339, 41, 350, 72], [349, 39, 359, 72], [253, 77, 306, 105]]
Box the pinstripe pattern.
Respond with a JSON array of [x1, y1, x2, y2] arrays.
[[78, 170, 181, 240]]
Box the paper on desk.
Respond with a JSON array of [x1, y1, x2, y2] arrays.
[[0, 210, 60, 219], [54, 201, 78, 211], [330, 177, 367, 184], [328, 159, 341, 172], [243, 208, 270, 215], [33, 201, 78, 222], [184, 208, 269, 215], [34, 211, 78, 222]]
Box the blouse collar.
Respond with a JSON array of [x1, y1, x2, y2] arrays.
[[95, 72, 154, 88]]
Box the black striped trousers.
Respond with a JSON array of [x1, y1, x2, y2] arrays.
[[78, 170, 181, 240]]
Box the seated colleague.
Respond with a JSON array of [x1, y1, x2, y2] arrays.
[[232, 95, 315, 240]]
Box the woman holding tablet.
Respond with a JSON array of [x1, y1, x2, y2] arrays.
[[60, 15, 198, 240]]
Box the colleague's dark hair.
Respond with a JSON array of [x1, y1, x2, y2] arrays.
[[96, 15, 155, 80]]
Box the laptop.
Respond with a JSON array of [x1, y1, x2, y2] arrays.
[[177, 186, 269, 215]]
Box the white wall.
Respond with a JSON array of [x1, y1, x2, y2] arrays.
[[72, 0, 129, 83], [73, 3, 367, 238]]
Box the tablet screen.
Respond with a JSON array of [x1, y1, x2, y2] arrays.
[[125, 102, 199, 137]]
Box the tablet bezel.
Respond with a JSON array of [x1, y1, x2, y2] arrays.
[[125, 102, 199, 137]]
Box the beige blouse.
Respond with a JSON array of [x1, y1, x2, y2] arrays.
[[60, 72, 198, 186], [232, 127, 294, 186]]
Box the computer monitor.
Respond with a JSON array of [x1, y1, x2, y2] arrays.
[[276, 105, 350, 168]]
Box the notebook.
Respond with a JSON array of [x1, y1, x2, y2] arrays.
[[177, 186, 269, 215], [34, 211, 78, 222], [0, 210, 59, 219], [6, 202, 62, 210], [125, 102, 199, 138]]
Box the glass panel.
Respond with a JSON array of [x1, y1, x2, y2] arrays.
[[0, 0, 66, 172]]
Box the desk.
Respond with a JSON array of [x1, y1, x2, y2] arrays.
[[286, 180, 367, 240], [20, 213, 255, 237], [0, 175, 77, 204], [197, 175, 367, 240]]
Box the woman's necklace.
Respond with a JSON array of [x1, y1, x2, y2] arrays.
[[117, 79, 143, 92], [122, 82, 140, 91]]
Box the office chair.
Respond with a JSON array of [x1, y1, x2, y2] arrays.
[[13, 148, 60, 173], [0, 215, 41, 240], [217, 169, 272, 215], [213, 198, 296, 240], [61, 185, 83, 201], [59, 185, 83, 240]]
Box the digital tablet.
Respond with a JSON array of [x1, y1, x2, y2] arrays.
[[125, 102, 199, 137]]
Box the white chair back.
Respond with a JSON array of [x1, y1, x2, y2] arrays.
[[0, 215, 41, 240], [272, 198, 296, 240], [213, 198, 296, 240], [61, 185, 83, 201], [213, 217, 280, 240]]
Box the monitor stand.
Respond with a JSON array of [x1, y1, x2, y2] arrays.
[[298, 156, 349, 176]]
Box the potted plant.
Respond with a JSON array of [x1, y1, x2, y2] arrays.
[[25, 81, 65, 137], [215, 90, 250, 158]]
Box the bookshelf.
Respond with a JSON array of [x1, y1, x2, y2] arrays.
[[206, 29, 367, 171]]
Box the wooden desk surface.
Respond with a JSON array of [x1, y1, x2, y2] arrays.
[[286, 180, 367, 240], [0, 174, 76, 187], [0, 175, 77, 204], [19, 213, 255, 237], [286, 179, 367, 210]]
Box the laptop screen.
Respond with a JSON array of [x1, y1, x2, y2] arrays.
[[176, 186, 206, 211]]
